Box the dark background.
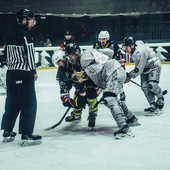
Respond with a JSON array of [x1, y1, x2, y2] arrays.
[[0, 0, 170, 60]]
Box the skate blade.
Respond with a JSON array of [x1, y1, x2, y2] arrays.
[[89, 127, 95, 131], [65, 118, 82, 122], [114, 132, 135, 140], [128, 122, 141, 127], [144, 110, 161, 116], [21, 139, 42, 146], [2, 137, 15, 143]]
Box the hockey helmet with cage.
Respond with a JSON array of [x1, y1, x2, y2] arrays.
[[16, 9, 36, 25], [65, 43, 80, 56], [122, 37, 135, 46], [98, 31, 110, 41], [65, 43, 81, 65], [52, 50, 65, 67]]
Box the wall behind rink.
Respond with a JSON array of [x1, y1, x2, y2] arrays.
[[0, 13, 170, 61], [0, 13, 170, 46], [0, 0, 169, 15]]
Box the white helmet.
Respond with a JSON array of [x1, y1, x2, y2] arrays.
[[52, 50, 65, 67], [98, 31, 110, 41]]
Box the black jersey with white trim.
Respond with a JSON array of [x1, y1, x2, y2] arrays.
[[93, 40, 122, 60], [4, 26, 36, 74]]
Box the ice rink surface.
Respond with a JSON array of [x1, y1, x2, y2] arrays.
[[0, 65, 170, 170]]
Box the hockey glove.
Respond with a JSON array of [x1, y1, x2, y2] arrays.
[[124, 73, 131, 84], [72, 71, 89, 83], [61, 94, 76, 108]]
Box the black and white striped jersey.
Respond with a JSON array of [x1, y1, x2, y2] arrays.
[[4, 26, 36, 74]]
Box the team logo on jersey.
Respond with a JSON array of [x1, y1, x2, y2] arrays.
[[16, 80, 23, 84], [92, 50, 108, 65]]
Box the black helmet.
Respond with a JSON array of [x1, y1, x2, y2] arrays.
[[65, 43, 80, 56], [65, 43, 80, 65], [65, 31, 71, 36], [16, 9, 35, 24], [122, 37, 135, 46]]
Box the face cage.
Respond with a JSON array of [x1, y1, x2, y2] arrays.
[[122, 44, 136, 53], [67, 53, 79, 65], [98, 38, 108, 42]]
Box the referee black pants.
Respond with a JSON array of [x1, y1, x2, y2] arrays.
[[1, 70, 37, 135]]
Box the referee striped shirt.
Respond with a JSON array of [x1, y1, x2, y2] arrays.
[[5, 26, 36, 74]]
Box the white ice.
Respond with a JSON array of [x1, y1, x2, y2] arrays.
[[0, 65, 170, 170]]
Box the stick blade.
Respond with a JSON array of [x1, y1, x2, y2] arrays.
[[44, 127, 53, 131], [163, 90, 167, 95]]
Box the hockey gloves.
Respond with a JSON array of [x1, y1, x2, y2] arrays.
[[124, 72, 131, 84], [61, 94, 76, 108], [72, 70, 89, 83]]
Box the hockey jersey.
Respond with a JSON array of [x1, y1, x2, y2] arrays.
[[129, 41, 161, 79], [93, 40, 122, 60], [80, 48, 121, 88], [60, 39, 75, 50]]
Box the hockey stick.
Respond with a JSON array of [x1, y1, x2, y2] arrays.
[[130, 80, 141, 87], [130, 80, 168, 95], [44, 107, 71, 131]]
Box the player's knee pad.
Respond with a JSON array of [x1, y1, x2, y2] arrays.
[[104, 96, 117, 109], [87, 98, 98, 112], [73, 108, 82, 116], [102, 92, 117, 108], [148, 81, 159, 93], [141, 83, 148, 93], [74, 94, 86, 109]]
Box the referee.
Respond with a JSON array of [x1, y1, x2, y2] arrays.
[[1, 9, 42, 146]]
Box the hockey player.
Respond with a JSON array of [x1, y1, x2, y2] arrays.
[[66, 43, 139, 139], [52, 49, 98, 128], [56, 31, 75, 80], [123, 37, 164, 115], [93, 31, 126, 101], [1, 9, 42, 146]]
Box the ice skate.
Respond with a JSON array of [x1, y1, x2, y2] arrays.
[[65, 112, 81, 122], [126, 115, 141, 127], [87, 112, 97, 130], [21, 134, 42, 146], [2, 131, 17, 143], [144, 103, 160, 116], [114, 125, 134, 139]]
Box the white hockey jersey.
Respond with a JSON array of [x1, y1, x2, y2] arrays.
[[80, 48, 121, 88], [129, 41, 161, 79]]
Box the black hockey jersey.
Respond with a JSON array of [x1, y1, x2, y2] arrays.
[[58, 64, 73, 95], [93, 40, 122, 60], [60, 39, 75, 50]]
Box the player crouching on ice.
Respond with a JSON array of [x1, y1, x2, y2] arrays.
[[66, 43, 140, 139], [123, 37, 165, 115], [52, 49, 98, 129]]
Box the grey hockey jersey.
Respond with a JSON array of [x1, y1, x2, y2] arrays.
[[80, 48, 121, 88], [129, 41, 161, 79]]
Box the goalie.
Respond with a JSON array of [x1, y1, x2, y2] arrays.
[[52, 49, 98, 128]]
